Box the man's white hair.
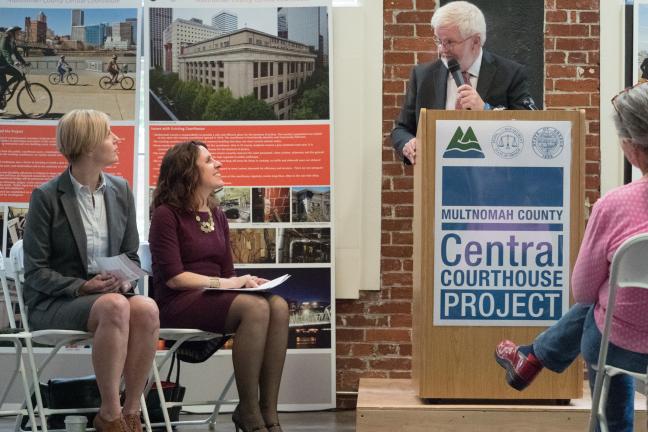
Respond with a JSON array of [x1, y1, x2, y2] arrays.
[[431, 1, 487, 46]]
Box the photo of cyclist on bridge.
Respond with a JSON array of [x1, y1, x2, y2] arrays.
[[0, 8, 138, 120]]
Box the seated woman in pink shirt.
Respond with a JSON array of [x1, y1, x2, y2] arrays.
[[495, 82, 648, 432]]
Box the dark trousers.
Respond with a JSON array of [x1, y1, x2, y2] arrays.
[[0, 64, 22, 95]]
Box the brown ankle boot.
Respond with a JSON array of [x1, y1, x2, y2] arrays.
[[123, 414, 142, 432], [93, 414, 127, 432]]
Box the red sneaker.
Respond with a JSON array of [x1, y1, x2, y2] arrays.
[[495, 339, 543, 391]]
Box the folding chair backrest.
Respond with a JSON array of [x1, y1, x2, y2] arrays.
[[138, 241, 152, 274], [609, 233, 648, 292], [137, 241, 152, 297], [0, 247, 18, 329], [589, 232, 648, 431], [9, 240, 31, 332]]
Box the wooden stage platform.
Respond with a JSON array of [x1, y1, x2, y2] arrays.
[[356, 378, 647, 432]]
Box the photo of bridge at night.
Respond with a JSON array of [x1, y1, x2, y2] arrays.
[[242, 266, 331, 349], [288, 300, 331, 349]]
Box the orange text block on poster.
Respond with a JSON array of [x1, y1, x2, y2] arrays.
[[149, 124, 330, 187], [0, 124, 135, 203]]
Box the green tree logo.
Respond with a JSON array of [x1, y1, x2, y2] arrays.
[[443, 127, 485, 158]]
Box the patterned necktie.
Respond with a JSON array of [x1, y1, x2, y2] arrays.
[[455, 71, 472, 110]]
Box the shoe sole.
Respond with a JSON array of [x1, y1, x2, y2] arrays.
[[493, 351, 529, 391]]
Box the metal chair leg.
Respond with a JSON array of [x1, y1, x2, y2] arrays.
[[151, 359, 173, 432], [597, 372, 612, 432], [140, 394, 152, 432], [206, 371, 237, 428], [24, 338, 48, 432], [7, 340, 39, 432]]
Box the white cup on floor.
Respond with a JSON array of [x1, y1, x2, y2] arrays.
[[64, 416, 87, 432]]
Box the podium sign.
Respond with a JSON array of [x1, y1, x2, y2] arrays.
[[412, 110, 585, 399], [434, 120, 571, 326]]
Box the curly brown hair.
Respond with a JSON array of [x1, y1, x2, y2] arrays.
[[152, 140, 216, 211]]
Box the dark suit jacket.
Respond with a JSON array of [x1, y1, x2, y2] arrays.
[[390, 50, 534, 161], [23, 169, 140, 312]]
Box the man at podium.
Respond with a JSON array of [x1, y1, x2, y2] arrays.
[[391, 1, 535, 165]]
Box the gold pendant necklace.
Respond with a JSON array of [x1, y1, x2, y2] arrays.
[[195, 209, 215, 233]]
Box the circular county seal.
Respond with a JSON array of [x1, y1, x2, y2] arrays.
[[491, 126, 524, 159], [532, 127, 564, 159]]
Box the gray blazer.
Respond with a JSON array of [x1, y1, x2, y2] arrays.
[[22, 170, 140, 313], [390, 50, 534, 162]]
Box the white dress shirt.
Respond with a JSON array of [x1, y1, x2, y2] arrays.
[[69, 169, 109, 274], [445, 48, 483, 110]]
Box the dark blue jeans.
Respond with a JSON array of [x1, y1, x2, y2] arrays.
[[533, 303, 589, 373], [533, 304, 647, 431]]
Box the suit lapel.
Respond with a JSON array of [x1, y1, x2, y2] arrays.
[[433, 62, 449, 109], [476, 51, 496, 100], [103, 176, 120, 256], [423, 61, 449, 109], [58, 171, 88, 271]]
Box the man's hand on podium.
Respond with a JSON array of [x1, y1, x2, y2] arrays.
[[403, 138, 416, 164]]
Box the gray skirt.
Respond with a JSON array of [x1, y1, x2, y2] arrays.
[[28, 294, 104, 332]]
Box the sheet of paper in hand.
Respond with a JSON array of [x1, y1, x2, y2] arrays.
[[204, 274, 291, 292], [95, 254, 146, 283]]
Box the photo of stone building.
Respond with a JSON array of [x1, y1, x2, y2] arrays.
[[149, 7, 329, 121], [291, 187, 330, 222], [163, 17, 223, 74], [179, 29, 316, 120]]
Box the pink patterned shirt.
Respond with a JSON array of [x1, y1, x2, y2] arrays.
[[572, 177, 648, 353]]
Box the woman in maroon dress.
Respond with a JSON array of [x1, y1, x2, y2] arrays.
[[149, 141, 289, 432]]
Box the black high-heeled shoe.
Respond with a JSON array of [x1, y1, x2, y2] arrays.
[[232, 406, 267, 432], [265, 422, 282, 432]]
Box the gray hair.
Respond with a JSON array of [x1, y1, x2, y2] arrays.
[[613, 83, 648, 150], [431, 1, 486, 46]]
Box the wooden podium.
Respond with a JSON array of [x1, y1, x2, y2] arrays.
[[412, 109, 586, 400]]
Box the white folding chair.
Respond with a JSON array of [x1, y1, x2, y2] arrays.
[[138, 242, 237, 432], [10, 240, 152, 432], [0, 245, 39, 430], [588, 233, 648, 432]]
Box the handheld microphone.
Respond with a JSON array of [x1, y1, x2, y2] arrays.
[[447, 58, 464, 87]]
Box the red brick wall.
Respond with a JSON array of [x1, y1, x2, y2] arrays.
[[545, 0, 601, 205], [334, 0, 600, 409]]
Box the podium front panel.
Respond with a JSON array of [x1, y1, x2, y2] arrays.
[[412, 110, 585, 399]]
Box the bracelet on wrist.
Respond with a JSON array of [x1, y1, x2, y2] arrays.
[[209, 277, 221, 289]]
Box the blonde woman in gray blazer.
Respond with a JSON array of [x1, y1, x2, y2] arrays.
[[22, 109, 159, 432]]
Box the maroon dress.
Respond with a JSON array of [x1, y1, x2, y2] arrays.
[[149, 204, 238, 332]]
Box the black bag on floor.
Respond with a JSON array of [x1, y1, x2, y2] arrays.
[[48, 375, 100, 429], [146, 353, 186, 425], [20, 375, 100, 430]]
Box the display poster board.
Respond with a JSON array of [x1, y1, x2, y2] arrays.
[[144, 0, 335, 409], [434, 120, 572, 326], [0, 0, 140, 259], [631, 1, 648, 181], [634, 0, 648, 84]]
